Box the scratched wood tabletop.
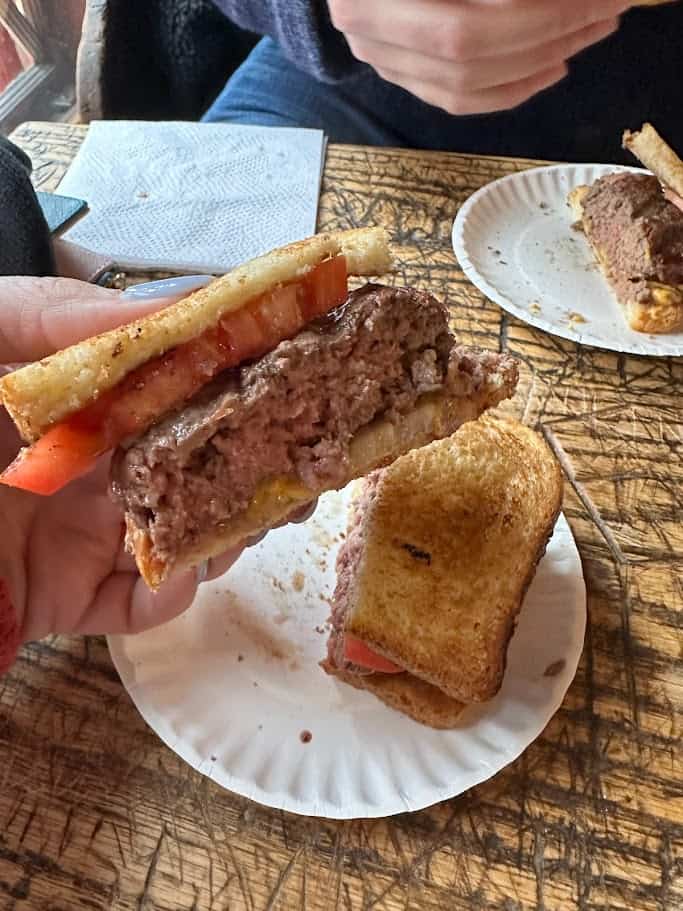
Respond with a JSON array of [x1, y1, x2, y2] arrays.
[[1, 121, 681, 911]]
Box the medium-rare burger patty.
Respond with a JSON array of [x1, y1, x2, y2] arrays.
[[111, 283, 501, 562], [582, 172, 683, 294]]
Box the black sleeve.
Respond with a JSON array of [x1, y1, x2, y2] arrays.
[[0, 136, 55, 277]]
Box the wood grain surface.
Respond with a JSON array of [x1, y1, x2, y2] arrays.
[[1, 121, 681, 911]]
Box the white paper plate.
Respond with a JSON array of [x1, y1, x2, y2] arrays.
[[452, 163, 683, 357], [108, 486, 586, 819]]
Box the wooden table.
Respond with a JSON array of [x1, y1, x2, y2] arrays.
[[2, 121, 681, 911]]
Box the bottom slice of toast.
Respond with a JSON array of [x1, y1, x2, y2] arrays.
[[323, 415, 563, 728]]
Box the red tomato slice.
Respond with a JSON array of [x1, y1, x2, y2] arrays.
[[251, 283, 302, 345], [2, 256, 348, 495], [304, 254, 348, 319], [103, 345, 207, 440], [220, 306, 264, 360], [0, 423, 106, 495], [343, 635, 403, 674]]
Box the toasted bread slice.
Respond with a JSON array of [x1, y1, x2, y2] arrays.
[[623, 123, 683, 200], [326, 416, 562, 713], [0, 227, 392, 442], [569, 179, 683, 334], [133, 356, 518, 588]]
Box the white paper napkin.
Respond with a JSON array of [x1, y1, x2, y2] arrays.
[[57, 120, 327, 274]]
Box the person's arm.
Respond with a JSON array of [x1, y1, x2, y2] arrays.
[[211, 0, 364, 82]]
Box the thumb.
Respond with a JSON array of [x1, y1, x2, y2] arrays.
[[0, 276, 181, 364], [76, 544, 247, 636], [73, 567, 201, 636]]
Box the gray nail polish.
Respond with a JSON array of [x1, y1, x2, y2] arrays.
[[121, 274, 214, 300]]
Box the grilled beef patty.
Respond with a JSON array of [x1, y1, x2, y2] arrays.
[[582, 172, 683, 297], [112, 284, 460, 562]]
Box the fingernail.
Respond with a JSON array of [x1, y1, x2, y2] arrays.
[[290, 501, 316, 524], [195, 561, 209, 585], [120, 275, 214, 301]]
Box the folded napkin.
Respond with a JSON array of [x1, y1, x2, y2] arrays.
[[57, 120, 327, 274]]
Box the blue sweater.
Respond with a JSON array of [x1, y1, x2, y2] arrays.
[[211, 0, 362, 82]]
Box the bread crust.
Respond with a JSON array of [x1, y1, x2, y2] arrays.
[[623, 123, 683, 200], [336, 416, 563, 707], [133, 370, 518, 588], [569, 183, 683, 334], [0, 227, 392, 442], [322, 661, 466, 729]]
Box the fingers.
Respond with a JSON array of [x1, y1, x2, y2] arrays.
[[352, 17, 618, 95], [379, 62, 568, 115], [203, 545, 248, 582], [199, 499, 319, 582], [88, 496, 323, 635], [285, 500, 319, 524], [332, 0, 628, 114], [334, 0, 628, 61], [75, 568, 200, 636], [0, 276, 193, 363], [449, 0, 627, 61]]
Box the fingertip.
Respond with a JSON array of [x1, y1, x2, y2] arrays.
[[289, 500, 318, 524], [204, 545, 246, 581], [525, 61, 568, 95], [128, 569, 199, 633]]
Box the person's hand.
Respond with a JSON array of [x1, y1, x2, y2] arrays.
[[328, 0, 631, 115], [0, 277, 316, 656]]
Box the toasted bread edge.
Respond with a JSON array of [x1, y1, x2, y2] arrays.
[[322, 660, 466, 729], [623, 122, 683, 200], [1, 227, 393, 442]]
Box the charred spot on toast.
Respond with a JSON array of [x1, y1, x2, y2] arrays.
[[396, 540, 432, 565]]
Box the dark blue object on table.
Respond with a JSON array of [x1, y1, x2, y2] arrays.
[[36, 191, 88, 236]]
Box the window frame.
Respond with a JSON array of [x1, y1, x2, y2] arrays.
[[0, 1, 79, 133]]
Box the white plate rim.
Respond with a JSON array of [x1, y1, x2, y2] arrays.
[[452, 162, 683, 358]]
